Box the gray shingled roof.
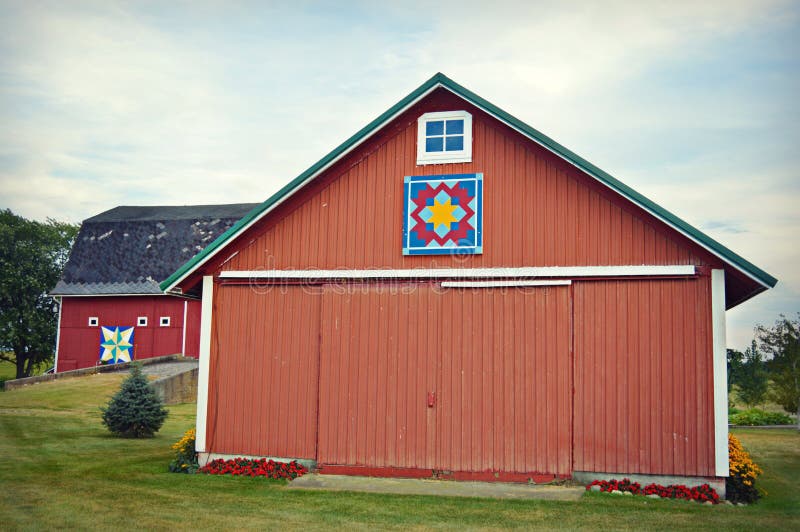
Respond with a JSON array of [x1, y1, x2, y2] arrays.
[[51, 204, 258, 295]]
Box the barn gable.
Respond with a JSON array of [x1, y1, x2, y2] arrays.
[[161, 73, 775, 308]]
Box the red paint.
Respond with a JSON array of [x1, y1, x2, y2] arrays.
[[317, 464, 564, 484], [176, 89, 759, 308], [207, 285, 321, 459], [56, 295, 200, 372], [572, 277, 715, 477], [188, 88, 732, 483]]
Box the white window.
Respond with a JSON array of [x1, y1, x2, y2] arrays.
[[137, 316, 148, 327], [88, 317, 99, 327], [416, 110, 472, 165], [160, 316, 170, 327]]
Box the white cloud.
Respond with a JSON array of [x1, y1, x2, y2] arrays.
[[0, 0, 797, 346]]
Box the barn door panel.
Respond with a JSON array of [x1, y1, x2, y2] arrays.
[[207, 285, 321, 459], [318, 284, 439, 469], [436, 285, 573, 476]]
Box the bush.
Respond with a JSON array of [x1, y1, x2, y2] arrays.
[[727, 434, 763, 504], [100, 364, 168, 438], [729, 408, 793, 426], [169, 428, 198, 473]]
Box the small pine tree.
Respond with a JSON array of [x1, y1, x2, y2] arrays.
[[101, 364, 168, 438]]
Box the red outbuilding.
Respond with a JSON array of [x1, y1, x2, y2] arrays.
[[161, 74, 777, 491], [51, 204, 256, 372]]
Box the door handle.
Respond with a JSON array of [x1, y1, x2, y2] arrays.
[[427, 391, 436, 408]]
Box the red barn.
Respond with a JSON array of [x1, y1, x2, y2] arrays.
[[161, 74, 776, 491], [51, 204, 256, 372]]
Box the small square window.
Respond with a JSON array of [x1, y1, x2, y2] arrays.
[[417, 111, 472, 165], [137, 316, 148, 327], [160, 316, 170, 327], [88, 317, 99, 327]]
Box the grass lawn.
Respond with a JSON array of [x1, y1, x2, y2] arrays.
[[0, 359, 17, 381], [1, 376, 798, 530]]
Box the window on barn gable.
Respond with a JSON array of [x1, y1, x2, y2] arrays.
[[160, 316, 170, 327], [417, 110, 472, 165], [88, 317, 99, 327], [137, 316, 148, 327]]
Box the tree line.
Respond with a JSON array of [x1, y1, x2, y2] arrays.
[[0, 209, 78, 379], [728, 314, 800, 426]]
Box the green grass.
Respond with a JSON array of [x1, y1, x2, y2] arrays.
[[1, 376, 798, 530], [0, 359, 17, 381]]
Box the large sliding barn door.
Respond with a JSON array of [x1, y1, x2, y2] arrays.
[[207, 285, 321, 459], [436, 285, 572, 476], [317, 285, 440, 469], [317, 283, 572, 476]]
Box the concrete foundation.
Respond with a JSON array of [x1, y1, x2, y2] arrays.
[[151, 367, 198, 405]]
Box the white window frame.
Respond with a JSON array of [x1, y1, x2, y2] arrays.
[[88, 317, 99, 327], [137, 316, 148, 327], [416, 110, 472, 165], [160, 316, 171, 327]]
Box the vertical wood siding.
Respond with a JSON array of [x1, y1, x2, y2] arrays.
[[57, 296, 193, 371], [207, 285, 320, 459], [573, 277, 715, 477], [213, 90, 720, 275], [317, 283, 571, 476]]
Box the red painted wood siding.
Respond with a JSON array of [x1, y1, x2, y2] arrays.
[[209, 90, 721, 275], [317, 283, 571, 476], [207, 285, 320, 459], [573, 277, 715, 477], [57, 296, 196, 372], [184, 299, 202, 358]]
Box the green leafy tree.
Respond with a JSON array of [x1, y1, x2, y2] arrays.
[[101, 364, 168, 438], [727, 348, 745, 387], [0, 209, 78, 378], [736, 340, 768, 408], [758, 314, 800, 427]]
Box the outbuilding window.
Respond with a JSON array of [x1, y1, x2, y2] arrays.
[[137, 316, 148, 327], [417, 111, 472, 165], [160, 316, 170, 327], [88, 317, 99, 327]]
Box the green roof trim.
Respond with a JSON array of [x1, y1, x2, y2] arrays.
[[161, 72, 777, 292]]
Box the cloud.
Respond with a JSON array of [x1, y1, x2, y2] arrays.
[[0, 0, 797, 348]]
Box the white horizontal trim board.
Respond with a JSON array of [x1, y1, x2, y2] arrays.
[[221, 265, 695, 280], [441, 280, 571, 288]]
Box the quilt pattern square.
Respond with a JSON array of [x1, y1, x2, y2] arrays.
[[99, 326, 134, 364], [403, 173, 483, 255]]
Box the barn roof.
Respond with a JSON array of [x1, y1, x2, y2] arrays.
[[160, 73, 777, 296], [52, 203, 258, 296]]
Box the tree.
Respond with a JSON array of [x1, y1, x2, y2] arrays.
[[727, 348, 745, 388], [0, 209, 78, 378], [736, 340, 768, 408], [758, 314, 800, 428], [101, 364, 168, 438]]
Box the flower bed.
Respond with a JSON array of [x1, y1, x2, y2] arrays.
[[169, 428, 198, 473], [199, 457, 308, 480], [727, 434, 763, 503], [586, 478, 720, 504]]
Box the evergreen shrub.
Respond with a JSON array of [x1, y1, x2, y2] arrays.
[[101, 364, 168, 438]]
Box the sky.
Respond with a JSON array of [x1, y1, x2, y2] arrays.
[[1, 0, 798, 350]]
